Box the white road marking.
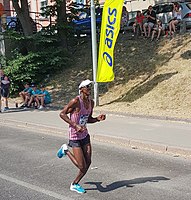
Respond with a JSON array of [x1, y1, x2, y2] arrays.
[[0, 173, 74, 200]]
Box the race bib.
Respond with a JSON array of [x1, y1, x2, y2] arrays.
[[79, 114, 89, 126]]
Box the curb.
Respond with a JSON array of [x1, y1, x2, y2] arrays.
[[1, 118, 191, 159], [0, 118, 67, 137], [92, 134, 191, 159], [94, 109, 191, 124]]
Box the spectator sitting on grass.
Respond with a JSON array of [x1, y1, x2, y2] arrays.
[[151, 19, 165, 41], [19, 83, 33, 107], [133, 10, 145, 36], [169, 2, 182, 37], [143, 5, 156, 38], [37, 85, 52, 110], [27, 83, 42, 108]]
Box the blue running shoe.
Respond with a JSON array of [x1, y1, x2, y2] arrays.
[[57, 144, 68, 158], [70, 183, 86, 194]]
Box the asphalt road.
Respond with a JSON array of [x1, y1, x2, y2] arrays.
[[0, 125, 191, 200]]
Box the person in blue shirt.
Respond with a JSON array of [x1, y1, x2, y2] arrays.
[[27, 83, 42, 108], [19, 83, 33, 107], [37, 85, 51, 109]]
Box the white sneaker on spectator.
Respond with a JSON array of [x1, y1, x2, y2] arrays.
[[38, 105, 44, 110]]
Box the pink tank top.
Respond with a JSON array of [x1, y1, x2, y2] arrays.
[[69, 95, 92, 140]]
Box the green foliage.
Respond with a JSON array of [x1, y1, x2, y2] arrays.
[[2, 1, 88, 96], [4, 36, 72, 96], [0, 54, 6, 66]]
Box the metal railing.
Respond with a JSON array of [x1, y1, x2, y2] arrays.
[[0, 9, 54, 32]]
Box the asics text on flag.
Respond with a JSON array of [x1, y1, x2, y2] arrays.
[[97, 0, 124, 82]]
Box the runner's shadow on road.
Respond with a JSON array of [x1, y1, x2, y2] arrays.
[[85, 176, 170, 192]]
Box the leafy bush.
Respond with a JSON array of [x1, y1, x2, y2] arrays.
[[2, 24, 76, 97], [4, 46, 71, 96]]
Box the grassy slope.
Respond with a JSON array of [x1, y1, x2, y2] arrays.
[[49, 33, 191, 119]]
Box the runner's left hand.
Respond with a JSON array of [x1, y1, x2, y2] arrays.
[[97, 114, 106, 121]]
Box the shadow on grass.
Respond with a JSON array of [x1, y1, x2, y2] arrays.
[[7, 73, 178, 111], [85, 176, 170, 192], [45, 34, 190, 109], [98, 34, 187, 95], [101, 72, 177, 106], [181, 50, 191, 60]]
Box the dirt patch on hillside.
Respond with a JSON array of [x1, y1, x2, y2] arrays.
[[97, 33, 191, 119]]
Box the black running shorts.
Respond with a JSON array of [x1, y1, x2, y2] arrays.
[[68, 134, 90, 148], [1, 88, 9, 98]]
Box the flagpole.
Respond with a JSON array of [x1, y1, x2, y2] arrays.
[[90, 0, 99, 106]]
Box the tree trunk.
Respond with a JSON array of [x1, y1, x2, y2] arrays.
[[56, 0, 67, 48], [12, 0, 33, 36]]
